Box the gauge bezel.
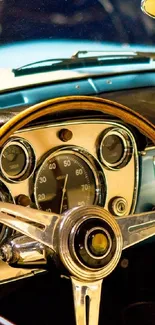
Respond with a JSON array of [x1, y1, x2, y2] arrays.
[[34, 146, 106, 211], [0, 138, 36, 183], [99, 128, 133, 170]]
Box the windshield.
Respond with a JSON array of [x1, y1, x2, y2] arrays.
[[1, 0, 155, 69], [0, 0, 155, 46]]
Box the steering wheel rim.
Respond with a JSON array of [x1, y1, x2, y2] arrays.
[[1, 95, 155, 145], [1, 95, 155, 325]]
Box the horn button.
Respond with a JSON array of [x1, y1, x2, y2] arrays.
[[58, 206, 123, 281], [74, 219, 116, 269]]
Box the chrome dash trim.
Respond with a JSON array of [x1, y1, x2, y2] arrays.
[[145, 146, 155, 151]]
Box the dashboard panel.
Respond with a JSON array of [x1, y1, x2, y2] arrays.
[[0, 118, 138, 220]]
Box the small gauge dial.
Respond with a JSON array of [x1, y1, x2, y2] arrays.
[[1, 144, 27, 177], [34, 149, 102, 214], [0, 139, 35, 182], [101, 134, 124, 164], [100, 128, 132, 169]]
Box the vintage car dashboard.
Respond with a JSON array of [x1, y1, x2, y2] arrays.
[[0, 86, 155, 284], [0, 119, 138, 219]]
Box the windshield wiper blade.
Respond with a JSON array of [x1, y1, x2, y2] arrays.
[[13, 51, 151, 77]]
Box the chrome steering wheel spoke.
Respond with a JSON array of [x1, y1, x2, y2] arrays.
[[0, 203, 155, 325], [0, 203, 60, 250], [71, 277, 103, 325], [117, 210, 155, 249]]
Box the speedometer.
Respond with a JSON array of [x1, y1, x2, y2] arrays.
[[34, 148, 104, 214]]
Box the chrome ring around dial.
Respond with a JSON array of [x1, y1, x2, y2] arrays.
[[0, 138, 36, 183], [99, 128, 133, 170], [34, 146, 106, 214]]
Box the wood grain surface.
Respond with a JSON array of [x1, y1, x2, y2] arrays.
[[1, 96, 155, 145]]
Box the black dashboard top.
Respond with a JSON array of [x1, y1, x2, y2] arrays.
[[0, 87, 155, 125]]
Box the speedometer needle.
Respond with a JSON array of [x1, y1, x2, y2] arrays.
[[60, 174, 68, 214]]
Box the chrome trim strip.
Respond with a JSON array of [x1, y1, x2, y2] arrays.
[[14, 118, 123, 133], [0, 267, 45, 285], [145, 146, 155, 151]]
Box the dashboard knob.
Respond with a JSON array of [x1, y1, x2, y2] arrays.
[[16, 194, 31, 207], [111, 197, 128, 217], [59, 128, 73, 142]]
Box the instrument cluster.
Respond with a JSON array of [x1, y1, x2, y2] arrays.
[[0, 119, 138, 221]]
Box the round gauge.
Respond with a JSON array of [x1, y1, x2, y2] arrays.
[[0, 139, 35, 182], [100, 128, 132, 169], [102, 134, 124, 164], [0, 181, 14, 244], [34, 149, 102, 214]]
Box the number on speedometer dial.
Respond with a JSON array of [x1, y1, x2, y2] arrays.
[[34, 149, 99, 214]]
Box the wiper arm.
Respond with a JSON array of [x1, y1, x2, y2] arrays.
[[136, 51, 155, 59], [71, 50, 137, 58], [72, 50, 155, 59], [13, 51, 152, 77]]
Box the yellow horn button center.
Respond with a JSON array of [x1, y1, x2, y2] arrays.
[[91, 233, 109, 254]]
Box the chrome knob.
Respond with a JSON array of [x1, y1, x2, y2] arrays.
[[111, 197, 128, 216]]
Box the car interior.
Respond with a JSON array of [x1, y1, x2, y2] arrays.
[[0, 1, 155, 325]]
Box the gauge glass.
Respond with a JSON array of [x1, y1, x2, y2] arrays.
[[34, 150, 99, 214], [1, 143, 27, 178], [101, 134, 124, 165]]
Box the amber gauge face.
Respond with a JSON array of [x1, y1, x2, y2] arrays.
[[34, 150, 102, 214], [101, 134, 124, 165], [0, 139, 36, 182], [1, 144, 27, 178]]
